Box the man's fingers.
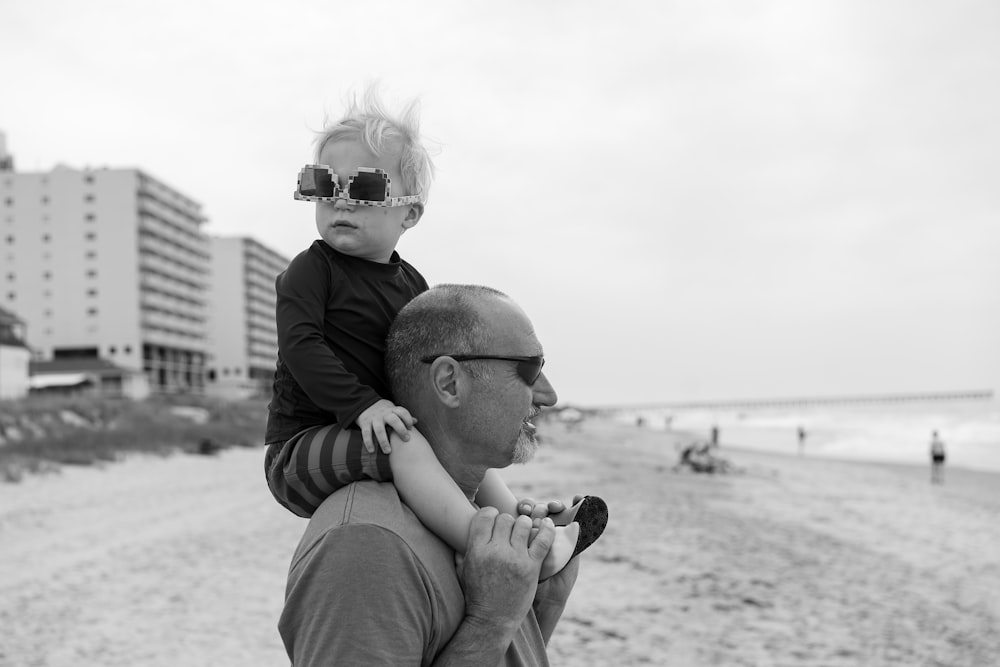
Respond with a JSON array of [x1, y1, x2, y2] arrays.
[[527, 517, 556, 561], [509, 514, 534, 547], [469, 507, 500, 544], [492, 511, 516, 543], [547, 500, 566, 515]]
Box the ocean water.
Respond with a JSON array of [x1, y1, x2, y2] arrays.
[[616, 396, 1000, 473]]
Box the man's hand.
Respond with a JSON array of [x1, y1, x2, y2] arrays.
[[460, 508, 555, 632], [355, 399, 417, 454]]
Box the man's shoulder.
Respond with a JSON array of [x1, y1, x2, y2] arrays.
[[296, 482, 453, 570]]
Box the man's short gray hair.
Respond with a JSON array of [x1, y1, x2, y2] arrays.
[[386, 284, 508, 406]]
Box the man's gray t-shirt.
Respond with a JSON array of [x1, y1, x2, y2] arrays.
[[279, 481, 550, 666]]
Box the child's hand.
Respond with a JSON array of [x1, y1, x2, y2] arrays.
[[356, 399, 417, 454]]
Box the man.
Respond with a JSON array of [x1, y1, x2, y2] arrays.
[[930, 430, 946, 484], [279, 284, 578, 666]]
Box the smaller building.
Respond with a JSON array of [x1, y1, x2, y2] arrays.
[[28, 358, 149, 399], [0, 305, 30, 399], [205, 236, 288, 400]]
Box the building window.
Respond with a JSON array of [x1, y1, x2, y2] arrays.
[[84, 194, 95, 203], [5, 291, 13, 301], [124, 345, 132, 354], [85, 213, 96, 222], [4, 235, 12, 243], [110, 346, 117, 354], [86, 307, 98, 316], [85, 232, 97, 241], [85, 250, 97, 259], [84, 175, 94, 184], [42, 196, 49, 205], [43, 271, 52, 280], [86, 288, 98, 297], [4, 198, 12, 206], [42, 234, 51, 242], [86, 269, 97, 278]]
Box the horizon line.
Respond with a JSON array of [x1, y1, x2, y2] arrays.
[[574, 389, 995, 411]]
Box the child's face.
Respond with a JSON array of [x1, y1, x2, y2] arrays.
[[314, 138, 422, 263]]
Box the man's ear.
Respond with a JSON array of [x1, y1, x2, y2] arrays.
[[401, 203, 424, 231], [430, 357, 461, 408]]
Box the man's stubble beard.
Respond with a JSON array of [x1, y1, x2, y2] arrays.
[[511, 429, 538, 464]]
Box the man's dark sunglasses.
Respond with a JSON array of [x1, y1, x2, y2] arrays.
[[420, 354, 545, 386]]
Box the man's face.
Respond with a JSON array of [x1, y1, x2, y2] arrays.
[[314, 138, 421, 263], [463, 298, 559, 467]]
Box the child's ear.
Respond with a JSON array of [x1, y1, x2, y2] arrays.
[[401, 203, 424, 230]]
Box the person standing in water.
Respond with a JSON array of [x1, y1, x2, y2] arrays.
[[930, 430, 946, 484]]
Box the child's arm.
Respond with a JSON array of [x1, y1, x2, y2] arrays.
[[390, 428, 478, 553], [475, 469, 520, 516], [391, 430, 602, 579]]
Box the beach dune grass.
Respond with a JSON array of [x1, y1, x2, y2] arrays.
[[0, 395, 266, 482]]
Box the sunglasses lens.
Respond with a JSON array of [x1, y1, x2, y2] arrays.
[[348, 171, 388, 202], [299, 167, 337, 198], [517, 358, 544, 385]]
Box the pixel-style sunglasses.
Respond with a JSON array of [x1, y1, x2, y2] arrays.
[[294, 164, 424, 207]]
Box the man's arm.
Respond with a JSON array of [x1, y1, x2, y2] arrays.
[[533, 556, 579, 645], [432, 509, 556, 666]]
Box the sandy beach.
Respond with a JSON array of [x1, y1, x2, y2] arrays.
[[2, 418, 999, 666]]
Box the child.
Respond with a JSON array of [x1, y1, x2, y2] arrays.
[[264, 88, 606, 578]]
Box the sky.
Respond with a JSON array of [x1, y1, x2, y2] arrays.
[[2, 0, 998, 407]]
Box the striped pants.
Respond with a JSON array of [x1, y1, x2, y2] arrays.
[[264, 424, 392, 518]]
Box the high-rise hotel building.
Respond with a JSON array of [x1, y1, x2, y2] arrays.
[[1, 153, 211, 393], [206, 236, 288, 398]]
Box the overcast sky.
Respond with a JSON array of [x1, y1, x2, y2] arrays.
[[2, 0, 998, 406]]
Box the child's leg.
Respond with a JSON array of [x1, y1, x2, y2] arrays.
[[265, 423, 391, 518]]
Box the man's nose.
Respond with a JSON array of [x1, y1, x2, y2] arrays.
[[332, 197, 352, 210], [532, 371, 558, 407]]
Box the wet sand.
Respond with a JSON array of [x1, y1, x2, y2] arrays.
[[1, 418, 998, 666]]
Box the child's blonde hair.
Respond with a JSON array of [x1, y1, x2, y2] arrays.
[[315, 86, 435, 201]]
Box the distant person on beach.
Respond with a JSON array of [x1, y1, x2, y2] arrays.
[[711, 425, 719, 446], [264, 88, 603, 581], [930, 430, 946, 484], [797, 426, 806, 456], [280, 285, 603, 665]]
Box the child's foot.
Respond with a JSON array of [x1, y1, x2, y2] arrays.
[[539, 495, 609, 579], [539, 522, 580, 580]]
